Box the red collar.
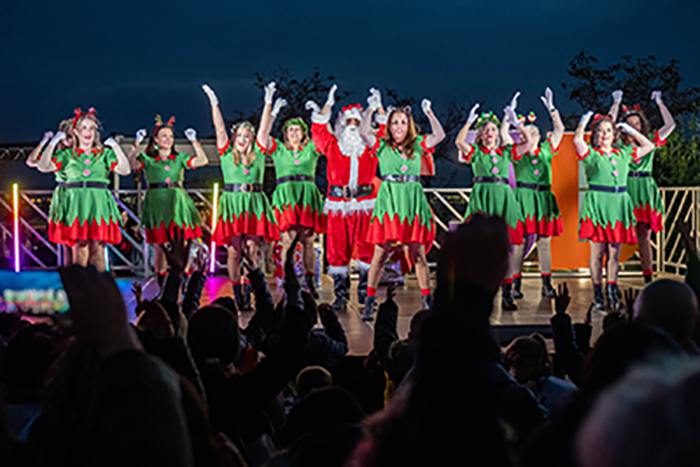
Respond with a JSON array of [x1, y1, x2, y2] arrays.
[[593, 146, 621, 157], [75, 147, 103, 157], [285, 141, 308, 151], [479, 146, 504, 156], [156, 153, 177, 161]]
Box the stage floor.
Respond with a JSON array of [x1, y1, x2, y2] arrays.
[[122, 273, 654, 355]]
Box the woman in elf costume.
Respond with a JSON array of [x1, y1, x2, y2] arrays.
[[574, 112, 654, 310], [500, 88, 565, 299], [456, 104, 530, 311], [256, 82, 326, 298], [359, 94, 445, 320], [127, 115, 208, 279], [608, 90, 676, 283], [201, 83, 279, 310], [38, 108, 131, 272]]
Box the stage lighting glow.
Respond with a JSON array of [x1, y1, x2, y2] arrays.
[[13, 183, 20, 273], [210, 182, 219, 274]]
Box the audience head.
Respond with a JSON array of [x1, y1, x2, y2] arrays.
[[296, 366, 333, 398], [187, 305, 240, 367], [603, 311, 628, 333], [503, 333, 549, 384], [408, 309, 430, 342], [2, 323, 55, 392], [212, 296, 237, 315]]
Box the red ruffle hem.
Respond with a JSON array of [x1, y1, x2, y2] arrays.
[[274, 204, 327, 234], [580, 218, 638, 244], [366, 213, 436, 252], [465, 214, 526, 245], [213, 212, 280, 243], [146, 221, 203, 244], [633, 204, 664, 233], [523, 215, 564, 237], [50, 218, 122, 245]]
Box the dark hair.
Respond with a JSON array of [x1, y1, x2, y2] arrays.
[[385, 108, 419, 160], [623, 109, 651, 143], [590, 116, 620, 149], [144, 125, 178, 158], [187, 305, 240, 366]]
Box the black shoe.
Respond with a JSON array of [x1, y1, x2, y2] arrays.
[[330, 272, 350, 312], [593, 283, 605, 312], [541, 275, 555, 298], [306, 273, 319, 300], [606, 283, 621, 311], [502, 283, 518, 311], [643, 273, 653, 284], [357, 267, 369, 305], [512, 276, 524, 299], [362, 296, 376, 321], [422, 293, 432, 311]]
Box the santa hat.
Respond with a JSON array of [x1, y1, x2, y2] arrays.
[[342, 103, 363, 123]]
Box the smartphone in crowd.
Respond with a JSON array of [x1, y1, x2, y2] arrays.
[[0, 270, 69, 315]]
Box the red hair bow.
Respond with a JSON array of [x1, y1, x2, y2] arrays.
[[592, 113, 612, 124], [71, 107, 96, 129]]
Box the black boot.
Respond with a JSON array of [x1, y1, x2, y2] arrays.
[[362, 295, 376, 321], [512, 276, 524, 299], [607, 283, 621, 311], [643, 272, 653, 284], [422, 293, 432, 311], [593, 284, 605, 311], [330, 273, 349, 312], [306, 272, 319, 299], [357, 266, 369, 305], [541, 274, 555, 298], [233, 283, 246, 312], [501, 283, 518, 311]]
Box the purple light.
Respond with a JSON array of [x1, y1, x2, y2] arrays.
[[13, 183, 20, 273]]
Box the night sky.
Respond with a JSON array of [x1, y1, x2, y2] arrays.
[[1, 0, 699, 143]]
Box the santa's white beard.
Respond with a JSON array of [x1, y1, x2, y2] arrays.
[[338, 126, 365, 158]]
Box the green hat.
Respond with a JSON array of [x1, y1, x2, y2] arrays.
[[283, 117, 309, 135], [474, 111, 500, 129]]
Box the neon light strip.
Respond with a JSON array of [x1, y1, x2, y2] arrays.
[[13, 183, 20, 273], [209, 182, 219, 273]]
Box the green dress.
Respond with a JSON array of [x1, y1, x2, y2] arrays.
[[213, 141, 279, 243], [50, 147, 122, 245], [459, 145, 525, 245], [135, 152, 202, 243], [268, 138, 326, 233], [366, 135, 435, 249], [579, 144, 638, 244], [626, 130, 665, 232], [512, 139, 563, 237]]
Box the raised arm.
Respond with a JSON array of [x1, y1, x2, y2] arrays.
[[26, 131, 53, 167], [500, 92, 519, 146], [201, 84, 228, 149], [541, 87, 565, 149], [505, 106, 532, 157], [127, 129, 147, 170], [421, 99, 446, 148], [652, 91, 676, 141], [574, 112, 594, 156], [38, 131, 66, 173], [608, 89, 623, 122], [360, 89, 380, 148], [617, 122, 654, 158], [104, 137, 131, 176], [257, 82, 286, 149], [183, 129, 208, 167], [455, 103, 481, 156]]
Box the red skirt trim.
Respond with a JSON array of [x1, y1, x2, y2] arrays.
[[633, 204, 664, 233], [523, 215, 564, 237], [366, 213, 435, 252], [465, 214, 526, 245], [49, 218, 122, 245], [146, 221, 203, 244], [213, 212, 280, 243], [274, 204, 327, 233], [580, 218, 638, 244]]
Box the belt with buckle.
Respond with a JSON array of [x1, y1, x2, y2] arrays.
[[277, 175, 314, 185], [589, 184, 627, 193], [329, 184, 373, 199], [224, 183, 263, 193], [55, 182, 66, 187], [474, 176, 509, 185], [380, 174, 421, 183], [629, 171, 651, 178], [516, 181, 551, 191], [148, 181, 183, 189], [65, 181, 109, 189]]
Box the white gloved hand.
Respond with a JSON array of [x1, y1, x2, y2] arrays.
[[305, 100, 321, 114], [367, 87, 382, 111], [42, 131, 55, 144], [271, 98, 287, 118], [540, 87, 556, 112], [202, 84, 219, 106], [49, 131, 67, 146], [421, 98, 432, 115], [325, 84, 338, 108], [579, 111, 594, 128], [651, 90, 663, 105], [612, 90, 623, 104], [103, 137, 119, 148], [617, 122, 636, 135], [184, 128, 197, 142], [264, 82, 276, 104], [509, 91, 520, 111], [504, 106, 520, 128], [135, 129, 147, 144], [467, 103, 480, 125]]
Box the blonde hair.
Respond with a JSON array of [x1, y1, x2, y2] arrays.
[[385, 108, 419, 160], [231, 124, 256, 166], [475, 121, 501, 148], [71, 115, 103, 151]]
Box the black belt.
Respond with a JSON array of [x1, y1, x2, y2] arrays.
[[277, 175, 314, 185], [589, 184, 627, 193], [629, 171, 651, 178], [65, 181, 109, 189], [475, 176, 509, 185], [148, 181, 183, 189], [224, 183, 263, 193], [516, 182, 551, 191], [329, 184, 373, 199], [381, 174, 421, 183], [55, 182, 66, 187]]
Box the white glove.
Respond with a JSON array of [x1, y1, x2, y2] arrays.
[[367, 87, 382, 111], [579, 111, 594, 128], [103, 137, 119, 148], [135, 129, 147, 144], [41, 131, 55, 144], [612, 90, 623, 104], [651, 90, 663, 105], [271, 98, 287, 118], [509, 91, 520, 111], [184, 128, 197, 142], [202, 84, 219, 106], [325, 84, 338, 108], [305, 100, 321, 114], [617, 122, 636, 135], [467, 103, 480, 125], [50, 131, 67, 146], [421, 98, 432, 115], [504, 106, 520, 128], [540, 87, 556, 112], [264, 81, 276, 104]]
